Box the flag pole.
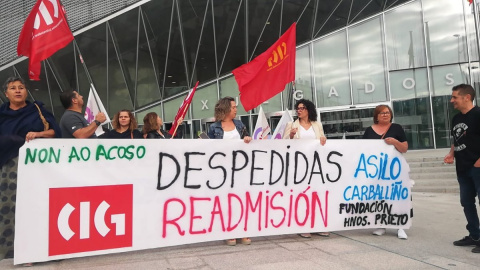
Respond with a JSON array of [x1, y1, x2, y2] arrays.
[[58, 0, 102, 114], [290, 81, 296, 129], [170, 105, 188, 138]]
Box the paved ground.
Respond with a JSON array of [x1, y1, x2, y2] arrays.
[[1, 192, 479, 269]]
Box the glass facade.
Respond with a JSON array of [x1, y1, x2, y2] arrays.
[[1, 0, 479, 150]]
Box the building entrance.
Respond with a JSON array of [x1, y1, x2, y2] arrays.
[[320, 107, 377, 139]]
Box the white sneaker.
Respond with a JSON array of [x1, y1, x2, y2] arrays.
[[397, 229, 408, 239], [372, 228, 386, 236]]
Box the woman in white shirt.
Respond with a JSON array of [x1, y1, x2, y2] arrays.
[[283, 99, 328, 238], [207, 97, 252, 246]]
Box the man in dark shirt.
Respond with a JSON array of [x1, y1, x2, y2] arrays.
[[444, 84, 480, 253], [59, 90, 106, 138]]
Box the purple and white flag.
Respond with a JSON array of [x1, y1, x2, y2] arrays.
[[84, 84, 111, 136], [252, 106, 271, 140], [271, 110, 294, 140]]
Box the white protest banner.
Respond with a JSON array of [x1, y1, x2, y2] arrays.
[[15, 139, 412, 264]]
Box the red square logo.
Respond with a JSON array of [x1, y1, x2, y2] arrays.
[[49, 185, 133, 256]]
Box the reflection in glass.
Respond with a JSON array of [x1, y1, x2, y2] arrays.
[[141, 0, 175, 100], [215, 0, 245, 76], [162, 5, 188, 98], [314, 1, 349, 38], [393, 98, 433, 149], [320, 108, 373, 139], [191, 83, 218, 119], [463, 2, 479, 61], [282, 0, 314, 45], [423, 0, 467, 65], [430, 64, 467, 96], [106, 23, 134, 116], [349, 0, 383, 24], [49, 42, 77, 92], [109, 8, 138, 96], [385, 0, 426, 70], [389, 69, 428, 100], [470, 62, 480, 103], [178, 0, 217, 84], [314, 31, 351, 107], [248, 1, 280, 60], [136, 10, 161, 108], [432, 95, 457, 148], [349, 17, 387, 104], [295, 45, 313, 101], [164, 94, 188, 122]]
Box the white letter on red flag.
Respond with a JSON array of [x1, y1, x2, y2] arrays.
[[17, 0, 74, 80]]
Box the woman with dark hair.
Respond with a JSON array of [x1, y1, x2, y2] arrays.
[[283, 98, 328, 238], [282, 99, 327, 144], [142, 112, 172, 139], [363, 104, 409, 239], [0, 77, 61, 261], [100, 109, 142, 139], [207, 97, 252, 246]]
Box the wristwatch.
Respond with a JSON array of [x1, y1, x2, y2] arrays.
[[94, 120, 101, 126]]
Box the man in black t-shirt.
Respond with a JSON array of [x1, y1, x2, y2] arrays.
[[444, 84, 480, 253]]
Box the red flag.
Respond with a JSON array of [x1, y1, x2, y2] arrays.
[[17, 0, 74, 80], [232, 23, 296, 111], [468, 0, 473, 5], [168, 81, 199, 137]]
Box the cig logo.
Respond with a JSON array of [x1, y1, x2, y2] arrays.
[[34, 0, 60, 30], [49, 185, 133, 256]]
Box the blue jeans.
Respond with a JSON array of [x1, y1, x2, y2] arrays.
[[458, 166, 480, 240]]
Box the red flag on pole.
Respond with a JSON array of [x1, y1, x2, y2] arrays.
[[168, 81, 199, 137], [17, 0, 74, 81], [232, 23, 296, 111]]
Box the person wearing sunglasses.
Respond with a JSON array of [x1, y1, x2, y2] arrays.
[[282, 98, 328, 238], [363, 104, 409, 239]]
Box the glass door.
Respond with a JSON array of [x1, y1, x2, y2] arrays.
[[320, 107, 376, 139]]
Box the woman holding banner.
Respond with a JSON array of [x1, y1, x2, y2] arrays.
[[100, 110, 142, 139], [0, 77, 61, 260], [208, 97, 252, 246], [283, 98, 329, 238], [363, 104, 409, 239]]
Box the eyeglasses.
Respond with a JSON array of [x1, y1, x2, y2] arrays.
[[296, 107, 306, 111], [379, 112, 391, 115]]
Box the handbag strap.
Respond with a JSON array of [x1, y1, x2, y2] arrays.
[[34, 103, 49, 131], [380, 124, 392, 139]]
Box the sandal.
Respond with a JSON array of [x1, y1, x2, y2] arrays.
[[298, 233, 312, 238], [241, 237, 251, 245], [225, 239, 236, 246], [315, 232, 330, 237]]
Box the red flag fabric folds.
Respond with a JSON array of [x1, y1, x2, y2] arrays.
[[17, 0, 74, 80], [232, 23, 296, 111], [168, 81, 199, 137]]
